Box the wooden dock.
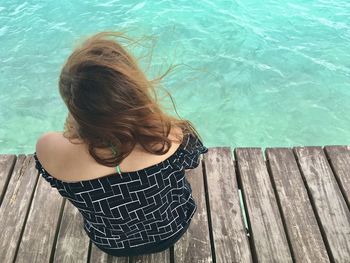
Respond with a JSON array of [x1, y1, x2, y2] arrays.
[[0, 146, 349, 262]]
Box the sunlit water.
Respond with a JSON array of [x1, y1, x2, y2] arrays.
[[1, 0, 350, 154]]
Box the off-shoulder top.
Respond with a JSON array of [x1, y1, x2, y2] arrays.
[[33, 130, 208, 254]]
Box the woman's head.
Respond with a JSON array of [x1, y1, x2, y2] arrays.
[[59, 31, 202, 167]]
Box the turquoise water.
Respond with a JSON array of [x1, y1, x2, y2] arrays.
[[1, 0, 350, 154]]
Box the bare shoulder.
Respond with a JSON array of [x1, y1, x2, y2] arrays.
[[36, 132, 61, 155], [35, 131, 72, 170]]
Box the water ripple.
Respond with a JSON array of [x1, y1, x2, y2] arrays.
[[1, 0, 350, 153]]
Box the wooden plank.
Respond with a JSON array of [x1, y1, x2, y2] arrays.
[[294, 146, 350, 262], [174, 155, 213, 263], [266, 148, 329, 262], [235, 148, 292, 262], [0, 154, 16, 206], [324, 146, 350, 208], [89, 241, 129, 262], [53, 199, 90, 262], [130, 250, 170, 263], [0, 155, 39, 263], [15, 165, 65, 263], [204, 147, 252, 262]]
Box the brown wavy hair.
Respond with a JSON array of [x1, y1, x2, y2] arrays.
[[59, 31, 203, 167]]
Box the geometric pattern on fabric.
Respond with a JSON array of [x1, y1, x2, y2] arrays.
[[33, 131, 208, 250]]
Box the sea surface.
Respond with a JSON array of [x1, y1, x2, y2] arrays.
[[1, 0, 350, 154]]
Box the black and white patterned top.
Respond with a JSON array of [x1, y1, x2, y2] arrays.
[[33, 131, 208, 251]]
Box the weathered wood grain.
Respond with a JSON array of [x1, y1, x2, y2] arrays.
[[294, 146, 350, 262], [89, 242, 129, 263], [0, 155, 38, 263], [130, 249, 170, 263], [174, 155, 212, 263], [0, 154, 16, 206], [15, 165, 64, 263], [235, 148, 292, 262], [53, 199, 90, 262], [266, 148, 329, 262], [1, 146, 349, 262], [204, 147, 252, 263], [324, 146, 350, 209]]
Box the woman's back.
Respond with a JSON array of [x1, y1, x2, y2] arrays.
[[35, 126, 184, 183], [34, 127, 208, 256]]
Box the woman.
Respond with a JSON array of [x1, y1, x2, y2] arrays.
[[34, 31, 208, 257]]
